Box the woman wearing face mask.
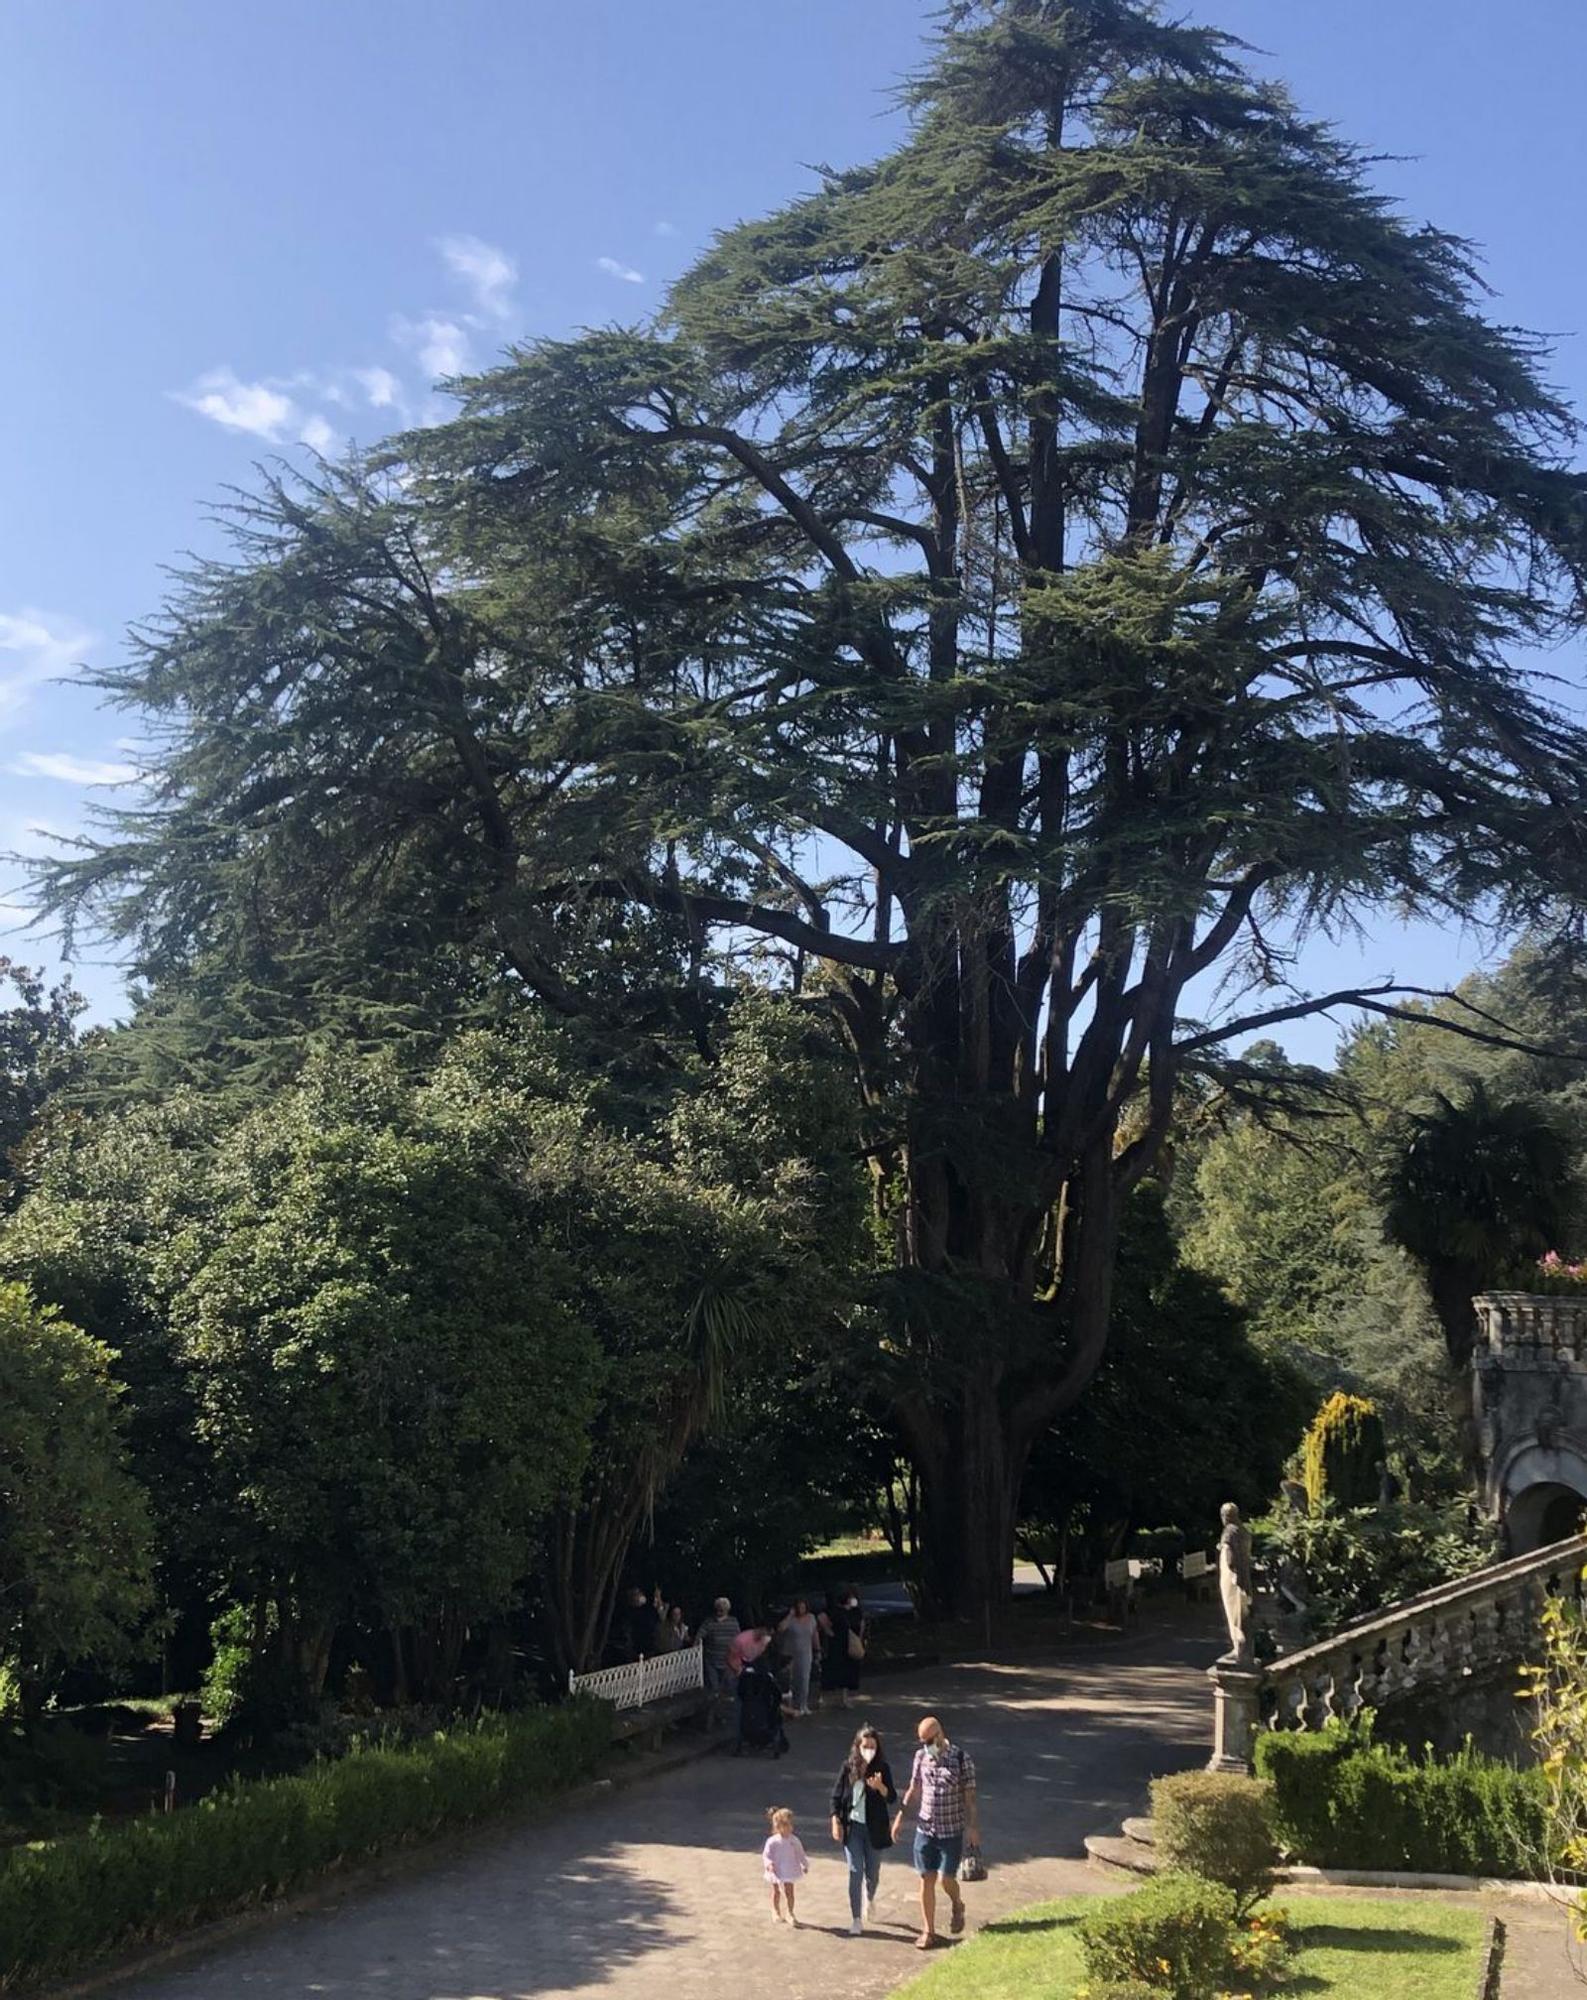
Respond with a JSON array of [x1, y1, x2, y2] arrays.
[[829, 1725, 897, 1936], [818, 1586, 865, 1708]]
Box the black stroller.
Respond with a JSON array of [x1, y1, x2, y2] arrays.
[[733, 1657, 789, 1758]]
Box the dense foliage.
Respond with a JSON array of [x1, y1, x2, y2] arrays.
[[1020, 1187, 1311, 1565], [1252, 1499, 1497, 1637], [1148, 1772, 1276, 1919], [1256, 1719, 1547, 1876], [31, 0, 1587, 1616], [0, 961, 84, 1208], [1301, 1394, 1386, 1511], [0, 1699, 612, 1990], [1077, 1873, 1240, 1999], [0, 1282, 153, 1715], [2, 1005, 852, 1687], [1180, 952, 1587, 1486], [1520, 1581, 1587, 1924]]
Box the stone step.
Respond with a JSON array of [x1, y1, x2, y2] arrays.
[[1084, 1832, 1160, 1878], [1121, 1815, 1157, 1848]]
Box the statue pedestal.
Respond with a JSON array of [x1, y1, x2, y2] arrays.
[[1207, 1660, 1263, 1774]]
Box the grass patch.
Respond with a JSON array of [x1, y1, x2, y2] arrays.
[[894, 1894, 1485, 2000]]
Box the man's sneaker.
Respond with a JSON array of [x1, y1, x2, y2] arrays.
[[848, 1918, 863, 1937]]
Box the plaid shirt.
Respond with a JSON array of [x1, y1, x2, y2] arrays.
[[910, 1742, 977, 1837]]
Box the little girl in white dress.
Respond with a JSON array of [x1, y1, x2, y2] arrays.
[[761, 1806, 809, 1926]]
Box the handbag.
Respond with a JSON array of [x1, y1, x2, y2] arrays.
[[846, 1625, 866, 1662], [961, 1842, 988, 1882]]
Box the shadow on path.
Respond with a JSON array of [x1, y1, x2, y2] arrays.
[[114, 1613, 1220, 2000]]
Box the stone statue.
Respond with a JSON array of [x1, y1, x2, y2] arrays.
[[1280, 1477, 1309, 1517], [1217, 1501, 1254, 1666]]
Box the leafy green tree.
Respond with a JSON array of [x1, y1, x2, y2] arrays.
[[1254, 1498, 1498, 1637], [643, 1359, 893, 1619], [1021, 1187, 1312, 1566], [0, 1094, 220, 1681], [510, 999, 865, 1668], [1302, 1392, 1386, 1510], [0, 960, 85, 1207], [0, 1283, 154, 1714], [37, 2, 1587, 1614], [1380, 1082, 1574, 1371], [1182, 1117, 1370, 1374], [172, 1051, 603, 1702]]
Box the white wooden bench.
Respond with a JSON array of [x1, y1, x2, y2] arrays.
[[1104, 1557, 1139, 1620], [1182, 1548, 1214, 1601]]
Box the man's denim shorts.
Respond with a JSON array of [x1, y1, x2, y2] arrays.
[[913, 1828, 964, 1878]]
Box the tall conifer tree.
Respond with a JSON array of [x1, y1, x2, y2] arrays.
[[45, 2, 1587, 1612]]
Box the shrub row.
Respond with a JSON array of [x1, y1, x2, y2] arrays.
[[0, 1699, 613, 1990], [1254, 1722, 1548, 1876]]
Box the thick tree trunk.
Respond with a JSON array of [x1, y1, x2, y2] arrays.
[[914, 1394, 1025, 1622]]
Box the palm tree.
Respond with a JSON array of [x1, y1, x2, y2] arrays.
[[1380, 1083, 1574, 1372]]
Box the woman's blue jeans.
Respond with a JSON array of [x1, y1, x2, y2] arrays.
[[844, 1824, 880, 1919]]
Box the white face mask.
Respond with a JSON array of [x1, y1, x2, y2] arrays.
[[925, 1738, 945, 1760], [860, 1746, 876, 1764]]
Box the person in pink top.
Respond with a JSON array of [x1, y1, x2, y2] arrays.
[[727, 1622, 772, 1676], [761, 1806, 809, 1926]]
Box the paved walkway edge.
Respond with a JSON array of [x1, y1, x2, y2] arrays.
[[1477, 1916, 1505, 2000], [18, 1727, 726, 2000], [1279, 1866, 1579, 1901]]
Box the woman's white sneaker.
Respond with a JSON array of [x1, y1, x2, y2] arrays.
[[848, 1918, 864, 1937]]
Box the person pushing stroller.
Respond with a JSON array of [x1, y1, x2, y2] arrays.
[[733, 1651, 789, 1758]]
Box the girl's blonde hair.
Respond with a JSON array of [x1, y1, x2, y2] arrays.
[[766, 1806, 795, 1834]]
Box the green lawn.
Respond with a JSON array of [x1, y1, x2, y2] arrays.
[[893, 1894, 1485, 2000]]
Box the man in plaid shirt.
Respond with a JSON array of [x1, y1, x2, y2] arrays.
[[891, 1713, 980, 1949]]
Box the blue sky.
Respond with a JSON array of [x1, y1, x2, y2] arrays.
[[3, 0, 1584, 1063]]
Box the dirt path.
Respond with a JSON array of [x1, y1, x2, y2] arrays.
[[110, 1614, 1219, 2000]]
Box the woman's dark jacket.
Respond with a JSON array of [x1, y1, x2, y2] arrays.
[[830, 1757, 898, 1848]]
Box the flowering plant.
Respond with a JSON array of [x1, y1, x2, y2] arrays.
[[1226, 1905, 1294, 1984], [1528, 1253, 1587, 1297]]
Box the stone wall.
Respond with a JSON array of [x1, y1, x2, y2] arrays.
[[1474, 1293, 1587, 1549]]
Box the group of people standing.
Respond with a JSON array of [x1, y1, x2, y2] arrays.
[[690, 1586, 867, 1717], [761, 1712, 981, 1949]]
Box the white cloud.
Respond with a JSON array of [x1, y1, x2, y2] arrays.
[[172, 366, 296, 440], [393, 314, 472, 382], [356, 365, 402, 410], [597, 256, 645, 285], [653, 220, 678, 238], [0, 611, 91, 728], [10, 751, 138, 786], [299, 413, 336, 454], [439, 233, 517, 321]]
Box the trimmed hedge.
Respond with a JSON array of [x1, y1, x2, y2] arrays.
[[0, 1699, 612, 1990], [1149, 1770, 1275, 1916], [1255, 1723, 1548, 1877]]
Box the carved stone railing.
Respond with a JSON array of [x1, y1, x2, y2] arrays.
[[1475, 1292, 1587, 1362], [1209, 1533, 1587, 1772]]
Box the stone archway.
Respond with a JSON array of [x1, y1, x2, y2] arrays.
[[1493, 1440, 1587, 1553], [1508, 1481, 1587, 1554]]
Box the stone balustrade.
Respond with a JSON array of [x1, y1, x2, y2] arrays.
[[1209, 1532, 1587, 1772], [1475, 1291, 1587, 1362]]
